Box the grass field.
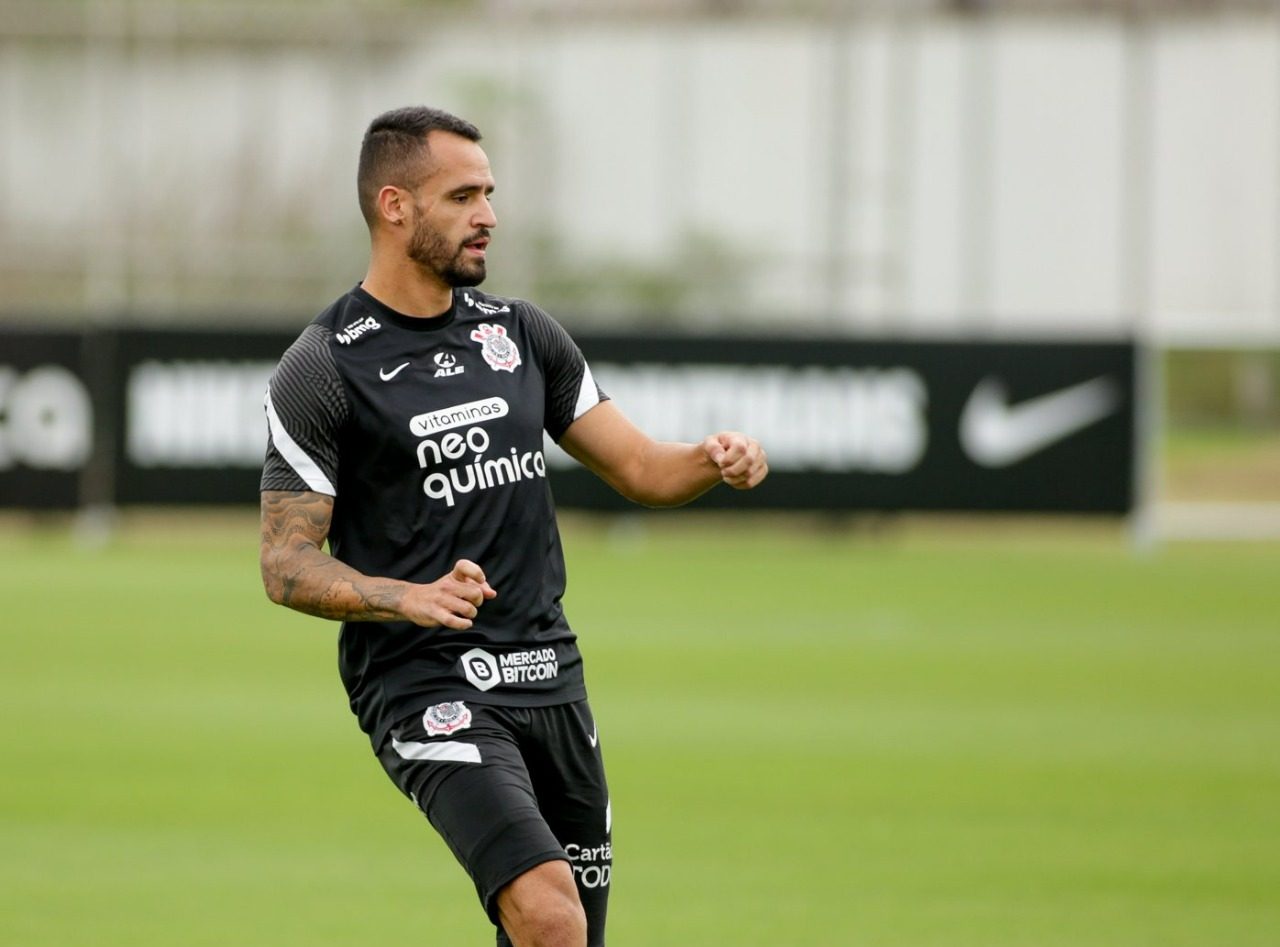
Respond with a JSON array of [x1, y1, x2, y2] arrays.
[[1, 512, 1277, 946]]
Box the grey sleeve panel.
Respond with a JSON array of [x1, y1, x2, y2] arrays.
[[260, 324, 348, 494], [519, 302, 609, 442]]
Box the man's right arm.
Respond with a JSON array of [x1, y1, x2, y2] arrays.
[[259, 489, 495, 629]]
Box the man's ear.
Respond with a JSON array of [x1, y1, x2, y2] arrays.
[[377, 185, 408, 226]]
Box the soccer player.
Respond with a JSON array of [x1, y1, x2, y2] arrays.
[[258, 105, 767, 947]]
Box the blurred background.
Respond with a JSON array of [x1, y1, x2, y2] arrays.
[[2, 2, 1279, 946], [2, 0, 1278, 530]]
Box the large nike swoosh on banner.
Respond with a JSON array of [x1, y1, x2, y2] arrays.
[[960, 375, 1121, 468]]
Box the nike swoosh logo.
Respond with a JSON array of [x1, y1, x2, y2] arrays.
[[960, 375, 1121, 468], [588, 722, 598, 748], [379, 362, 410, 381]]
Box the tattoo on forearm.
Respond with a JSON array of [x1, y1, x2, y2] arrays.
[[260, 490, 408, 622]]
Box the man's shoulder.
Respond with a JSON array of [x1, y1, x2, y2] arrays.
[[456, 288, 573, 340], [272, 290, 370, 380], [271, 288, 363, 347]]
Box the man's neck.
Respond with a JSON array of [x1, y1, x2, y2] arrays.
[[361, 256, 454, 318]]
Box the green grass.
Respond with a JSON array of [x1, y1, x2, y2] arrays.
[[1, 513, 1278, 945]]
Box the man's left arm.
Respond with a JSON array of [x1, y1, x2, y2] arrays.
[[558, 401, 768, 508]]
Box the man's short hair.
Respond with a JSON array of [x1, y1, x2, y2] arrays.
[[357, 106, 482, 226]]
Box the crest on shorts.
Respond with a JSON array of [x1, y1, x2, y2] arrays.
[[423, 701, 473, 737], [470, 323, 521, 373]]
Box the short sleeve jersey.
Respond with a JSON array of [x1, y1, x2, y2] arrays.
[[261, 285, 607, 746]]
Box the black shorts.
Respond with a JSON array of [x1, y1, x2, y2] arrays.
[[375, 699, 611, 943]]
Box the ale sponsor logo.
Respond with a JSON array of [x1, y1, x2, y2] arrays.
[[433, 352, 464, 378]]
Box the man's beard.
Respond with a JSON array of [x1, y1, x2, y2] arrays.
[[407, 216, 487, 288]]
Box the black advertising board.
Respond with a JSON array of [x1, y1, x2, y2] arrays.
[[0, 328, 94, 509], [553, 334, 1137, 514], [111, 329, 292, 505], [0, 326, 1137, 515]]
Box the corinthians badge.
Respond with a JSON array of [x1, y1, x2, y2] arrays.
[[423, 701, 473, 737], [470, 323, 522, 373]]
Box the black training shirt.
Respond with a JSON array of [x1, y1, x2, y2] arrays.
[[261, 285, 607, 745]]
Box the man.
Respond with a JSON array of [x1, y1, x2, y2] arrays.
[[259, 105, 768, 947]]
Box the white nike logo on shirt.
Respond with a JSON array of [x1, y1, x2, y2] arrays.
[[379, 362, 411, 381], [960, 375, 1121, 468], [588, 722, 598, 748]]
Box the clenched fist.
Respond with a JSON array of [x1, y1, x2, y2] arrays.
[[702, 432, 768, 490], [402, 559, 498, 630]]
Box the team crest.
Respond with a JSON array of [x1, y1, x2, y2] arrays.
[[470, 323, 521, 373], [423, 701, 473, 737]]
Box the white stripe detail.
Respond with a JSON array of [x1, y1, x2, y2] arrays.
[[264, 388, 336, 495], [391, 738, 482, 764], [573, 362, 602, 421]]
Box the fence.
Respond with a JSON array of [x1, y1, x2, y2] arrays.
[[1, 2, 1278, 345]]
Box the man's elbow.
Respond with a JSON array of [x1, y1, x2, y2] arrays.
[[617, 478, 711, 509], [260, 555, 289, 607], [607, 472, 679, 508], [630, 489, 694, 509]]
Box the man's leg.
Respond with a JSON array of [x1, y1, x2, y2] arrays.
[[522, 701, 612, 947], [374, 704, 580, 943], [495, 860, 587, 947]]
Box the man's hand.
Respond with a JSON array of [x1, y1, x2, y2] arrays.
[[402, 559, 498, 630], [702, 432, 768, 490]]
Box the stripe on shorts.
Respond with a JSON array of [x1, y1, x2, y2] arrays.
[[391, 738, 482, 764]]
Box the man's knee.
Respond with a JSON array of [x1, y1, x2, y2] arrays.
[[497, 860, 587, 947]]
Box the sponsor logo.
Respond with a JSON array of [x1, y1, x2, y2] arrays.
[[470, 323, 522, 373], [459, 647, 560, 692], [565, 841, 612, 889], [0, 365, 93, 471], [409, 396, 540, 510], [463, 292, 511, 315], [335, 315, 381, 345], [433, 352, 464, 378], [416, 422, 546, 509], [498, 647, 559, 684], [588, 721, 598, 748], [379, 362, 410, 381], [410, 397, 508, 437], [960, 375, 1121, 468], [422, 701, 473, 736], [460, 648, 500, 691]]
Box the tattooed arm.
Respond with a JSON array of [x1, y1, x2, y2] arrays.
[[259, 490, 496, 629]]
